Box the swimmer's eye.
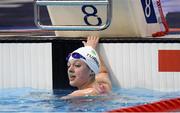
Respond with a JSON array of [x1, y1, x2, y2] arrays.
[[74, 64, 81, 68]]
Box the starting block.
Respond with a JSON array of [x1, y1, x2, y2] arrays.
[[34, 0, 163, 37]]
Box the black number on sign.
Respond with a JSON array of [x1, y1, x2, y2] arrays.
[[81, 5, 102, 26]]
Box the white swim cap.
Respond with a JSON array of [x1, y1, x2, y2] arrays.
[[68, 46, 100, 74]]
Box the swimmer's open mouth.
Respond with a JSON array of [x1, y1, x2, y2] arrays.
[[69, 75, 76, 81]]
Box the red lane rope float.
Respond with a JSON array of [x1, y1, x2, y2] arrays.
[[108, 98, 180, 112], [152, 0, 169, 37]]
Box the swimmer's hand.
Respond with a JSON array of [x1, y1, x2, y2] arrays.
[[60, 95, 72, 100], [60, 88, 98, 100], [82, 36, 99, 49]]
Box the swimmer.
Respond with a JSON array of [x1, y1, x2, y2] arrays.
[[61, 36, 111, 99]]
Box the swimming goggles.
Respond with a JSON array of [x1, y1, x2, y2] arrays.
[[66, 52, 86, 61]]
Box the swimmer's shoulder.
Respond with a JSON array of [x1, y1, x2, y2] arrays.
[[95, 73, 111, 87], [95, 73, 112, 94]]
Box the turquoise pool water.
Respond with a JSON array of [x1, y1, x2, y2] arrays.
[[0, 87, 180, 112]]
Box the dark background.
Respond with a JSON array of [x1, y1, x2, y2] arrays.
[[0, 0, 51, 29]]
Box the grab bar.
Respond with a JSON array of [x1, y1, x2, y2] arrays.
[[34, 0, 112, 31]]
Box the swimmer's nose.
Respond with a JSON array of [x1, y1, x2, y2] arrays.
[[68, 65, 74, 74]]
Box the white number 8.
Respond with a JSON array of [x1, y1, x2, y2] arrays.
[[145, 0, 151, 18]]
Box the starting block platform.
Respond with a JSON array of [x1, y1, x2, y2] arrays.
[[34, 0, 166, 37]]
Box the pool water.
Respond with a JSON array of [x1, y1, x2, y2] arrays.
[[0, 87, 180, 112]]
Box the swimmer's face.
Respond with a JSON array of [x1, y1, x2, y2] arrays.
[[67, 59, 91, 89]]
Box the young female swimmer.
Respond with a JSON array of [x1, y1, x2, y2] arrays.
[[62, 36, 112, 99]]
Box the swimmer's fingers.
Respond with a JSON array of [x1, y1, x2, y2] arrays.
[[84, 36, 99, 49]]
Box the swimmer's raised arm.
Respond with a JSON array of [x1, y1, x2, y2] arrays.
[[82, 36, 111, 89], [82, 36, 108, 74]]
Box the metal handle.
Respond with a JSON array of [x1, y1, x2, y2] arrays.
[[34, 0, 112, 31]]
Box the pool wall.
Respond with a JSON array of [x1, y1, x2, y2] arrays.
[[100, 40, 180, 92], [0, 37, 52, 90], [0, 37, 180, 91]]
